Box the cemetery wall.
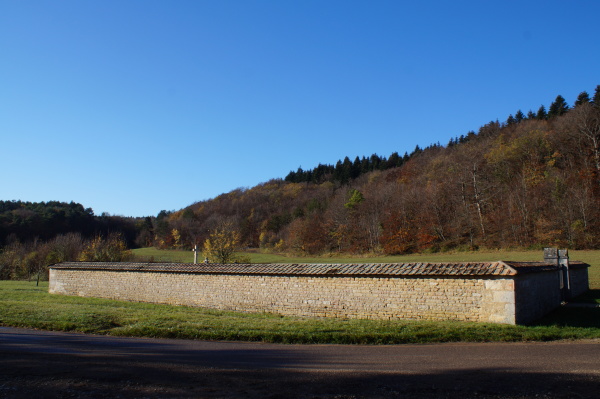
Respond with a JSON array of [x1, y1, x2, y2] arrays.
[[49, 261, 589, 325]]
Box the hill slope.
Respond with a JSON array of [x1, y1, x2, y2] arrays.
[[119, 87, 600, 254]]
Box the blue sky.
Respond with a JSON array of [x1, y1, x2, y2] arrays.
[[1, 1, 599, 217]]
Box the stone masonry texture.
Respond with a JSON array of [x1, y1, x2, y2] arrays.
[[48, 261, 590, 325]]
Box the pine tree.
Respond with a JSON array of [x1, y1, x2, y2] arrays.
[[333, 160, 343, 182], [370, 154, 382, 170], [527, 110, 536, 119], [515, 110, 525, 123], [387, 151, 401, 168], [351, 156, 361, 179], [334, 157, 353, 184], [360, 156, 370, 174], [344, 189, 364, 210], [410, 145, 423, 157], [593, 85, 600, 106], [548, 95, 569, 117], [299, 167, 308, 182], [575, 91, 590, 107], [536, 105, 547, 120]]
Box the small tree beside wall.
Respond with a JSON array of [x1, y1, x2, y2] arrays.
[[202, 224, 248, 264]]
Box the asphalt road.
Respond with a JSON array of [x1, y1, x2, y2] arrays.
[[1, 326, 599, 398]]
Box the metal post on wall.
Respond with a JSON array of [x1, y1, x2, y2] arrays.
[[544, 248, 570, 302]]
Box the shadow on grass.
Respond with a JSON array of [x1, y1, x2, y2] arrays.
[[533, 289, 600, 328], [570, 288, 600, 304]]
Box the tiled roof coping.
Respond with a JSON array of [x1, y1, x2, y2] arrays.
[[49, 260, 587, 277]]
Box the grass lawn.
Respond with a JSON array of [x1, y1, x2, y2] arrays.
[[1, 248, 599, 344]]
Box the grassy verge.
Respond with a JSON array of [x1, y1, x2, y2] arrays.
[[1, 280, 599, 344]]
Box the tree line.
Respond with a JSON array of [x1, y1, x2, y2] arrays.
[[284, 150, 412, 185], [0, 200, 142, 248]]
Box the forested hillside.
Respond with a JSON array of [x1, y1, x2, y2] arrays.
[[3, 86, 600, 258], [156, 86, 600, 254], [0, 201, 140, 247]]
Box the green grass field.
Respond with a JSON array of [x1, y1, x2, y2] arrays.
[[1, 248, 599, 344]]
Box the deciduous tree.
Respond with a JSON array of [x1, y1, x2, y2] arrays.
[[202, 224, 243, 263]]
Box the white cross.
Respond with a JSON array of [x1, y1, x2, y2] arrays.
[[192, 245, 199, 264]]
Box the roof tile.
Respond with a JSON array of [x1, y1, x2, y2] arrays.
[[48, 260, 582, 277]]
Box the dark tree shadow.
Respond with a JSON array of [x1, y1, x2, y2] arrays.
[[1, 327, 599, 399], [532, 289, 600, 328], [2, 351, 599, 398]]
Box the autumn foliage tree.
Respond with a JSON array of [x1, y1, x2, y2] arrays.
[[0, 233, 128, 280], [78, 233, 132, 262], [202, 223, 247, 263]]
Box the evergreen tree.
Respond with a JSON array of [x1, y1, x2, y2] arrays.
[[506, 114, 516, 126], [370, 154, 382, 170], [575, 91, 590, 107], [313, 163, 333, 184], [387, 151, 401, 168], [333, 160, 344, 182], [284, 172, 293, 182], [548, 95, 569, 117], [344, 189, 364, 210], [527, 110, 536, 119], [360, 156, 370, 174], [335, 157, 353, 184], [410, 145, 423, 157], [536, 105, 547, 120], [351, 156, 361, 179], [593, 85, 600, 106], [305, 170, 313, 183], [515, 110, 525, 123]]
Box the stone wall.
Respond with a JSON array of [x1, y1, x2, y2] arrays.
[[50, 269, 495, 321], [569, 265, 591, 299], [49, 260, 585, 325], [514, 272, 562, 324]]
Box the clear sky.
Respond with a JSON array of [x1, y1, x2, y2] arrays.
[[1, 1, 599, 217]]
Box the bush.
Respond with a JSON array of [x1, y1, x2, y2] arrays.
[[78, 233, 132, 262]]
